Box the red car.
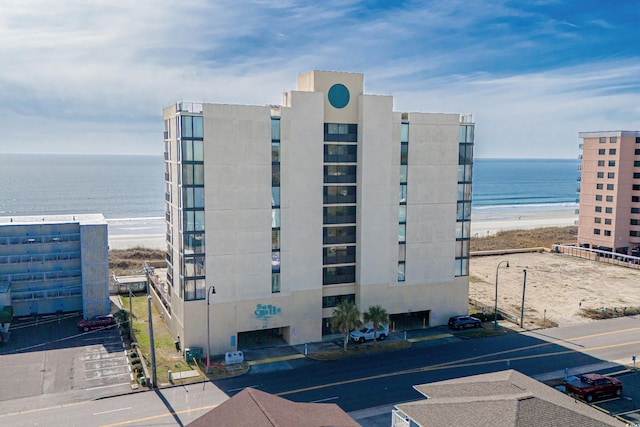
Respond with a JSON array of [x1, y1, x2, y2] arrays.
[[77, 314, 116, 332], [564, 373, 622, 402]]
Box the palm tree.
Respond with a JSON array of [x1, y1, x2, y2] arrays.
[[330, 301, 362, 351], [363, 305, 388, 347]]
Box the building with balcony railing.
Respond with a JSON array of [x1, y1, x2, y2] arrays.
[[577, 131, 640, 255], [161, 71, 474, 356], [0, 214, 109, 319]]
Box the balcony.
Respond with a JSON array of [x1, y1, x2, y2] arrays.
[[177, 102, 203, 114]]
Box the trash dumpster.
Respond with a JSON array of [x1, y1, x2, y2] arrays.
[[190, 346, 203, 362]]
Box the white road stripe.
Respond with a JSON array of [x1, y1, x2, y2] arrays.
[[93, 407, 132, 416]]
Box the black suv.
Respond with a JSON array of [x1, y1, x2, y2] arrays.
[[448, 315, 481, 330]]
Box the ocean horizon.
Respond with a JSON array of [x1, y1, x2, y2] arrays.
[[0, 154, 579, 229]]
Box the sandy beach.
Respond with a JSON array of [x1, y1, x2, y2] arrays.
[[107, 209, 579, 250], [471, 208, 577, 237]]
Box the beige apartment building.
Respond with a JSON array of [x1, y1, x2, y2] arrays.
[[160, 71, 475, 356], [577, 131, 640, 255]]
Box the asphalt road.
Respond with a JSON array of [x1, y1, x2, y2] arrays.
[[2, 316, 638, 426]]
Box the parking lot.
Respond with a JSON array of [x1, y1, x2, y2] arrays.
[[0, 313, 132, 404]]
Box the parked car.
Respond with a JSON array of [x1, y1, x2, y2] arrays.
[[448, 315, 481, 330], [564, 373, 622, 402], [350, 324, 389, 343], [77, 314, 116, 332]]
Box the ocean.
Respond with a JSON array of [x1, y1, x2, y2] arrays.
[[0, 154, 579, 228]]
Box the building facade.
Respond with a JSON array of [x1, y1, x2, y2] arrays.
[[0, 214, 109, 319], [162, 71, 474, 355], [577, 131, 640, 255]]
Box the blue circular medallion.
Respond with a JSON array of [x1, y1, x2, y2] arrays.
[[328, 84, 350, 109]]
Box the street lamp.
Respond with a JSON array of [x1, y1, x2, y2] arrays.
[[520, 269, 527, 328], [494, 260, 509, 328], [206, 285, 216, 374]]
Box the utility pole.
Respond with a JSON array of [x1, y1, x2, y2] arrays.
[[206, 285, 216, 374], [520, 269, 527, 329], [145, 266, 157, 388]]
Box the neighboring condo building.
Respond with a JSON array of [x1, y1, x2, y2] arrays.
[[577, 131, 640, 255], [0, 214, 109, 319], [161, 71, 474, 355]]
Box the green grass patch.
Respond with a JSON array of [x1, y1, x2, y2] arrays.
[[129, 296, 200, 384]]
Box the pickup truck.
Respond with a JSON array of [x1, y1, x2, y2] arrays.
[[564, 373, 622, 402], [350, 324, 389, 343]]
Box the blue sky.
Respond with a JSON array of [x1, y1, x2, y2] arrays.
[[1, 0, 638, 158]]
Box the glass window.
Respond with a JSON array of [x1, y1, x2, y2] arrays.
[[323, 246, 356, 264], [271, 118, 281, 141], [609, 160, 616, 167], [194, 164, 204, 185], [399, 205, 406, 223], [194, 187, 204, 208], [456, 239, 470, 258], [595, 206, 602, 212], [181, 116, 193, 138], [598, 160, 605, 166], [458, 164, 472, 182], [397, 262, 405, 282], [401, 123, 409, 143], [594, 217, 601, 223], [272, 164, 280, 186], [605, 207, 613, 213], [399, 185, 407, 204], [610, 137, 617, 143], [193, 116, 203, 138], [323, 186, 356, 204], [323, 226, 356, 245], [608, 172, 615, 178], [459, 143, 473, 165], [323, 205, 356, 224], [324, 144, 357, 163], [272, 209, 280, 228], [184, 233, 205, 254], [272, 142, 280, 162], [632, 219, 639, 225], [465, 126, 474, 143], [596, 195, 602, 201], [635, 161, 640, 167], [597, 172, 604, 178], [400, 165, 408, 183], [596, 183, 603, 189], [456, 221, 470, 239], [271, 273, 280, 293], [323, 266, 356, 285], [457, 183, 471, 201], [398, 244, 406, 261], [457, 202, 471, 221], [194, 211, 205, 231], [633, 196, 640, 203], [606, 196, 613, 202], [594, 228, 601, 235], [324, 165, 356, 184], [632, 208, 640, 214], [605, 218, 612, 225], [272, 187, 280, 207], [607, 184, 614, 190], [604, 230, 611, 236], [599, 137, 606, 143], [598, 149, 606, 155], [182, 140, 193, 161], [193, 140, 204, 161], [272, 251, 280, 272], [609, 148, 616, 155], [272, 230, 280, 250], [398, 224, 406, 243], [322, 294, 355, 308], [400, 142, 408, 165]]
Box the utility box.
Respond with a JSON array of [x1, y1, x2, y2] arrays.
[[225, 351, 244, 365], [185, 348, 193, 363], [190, 346, 203, 362]]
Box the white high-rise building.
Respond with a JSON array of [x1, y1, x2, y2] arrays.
[[160, 71, 474, 355]]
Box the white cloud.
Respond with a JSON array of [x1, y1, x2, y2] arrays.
[[0, 1, 637, 157]]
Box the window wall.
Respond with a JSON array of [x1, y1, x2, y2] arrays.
[[455, 124, 474, 276]]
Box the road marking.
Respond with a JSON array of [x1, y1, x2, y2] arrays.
[[310, 396, 339, 403], [93, 407, 132, 416], [248, 354, 305, 365], [86, 382, 131, 391], [84, 364, 130, 372], [86, 372, 131, 380], [227, 385, 261, 392], [275, 339, 640, 397], [99, 404, 220, 427]]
